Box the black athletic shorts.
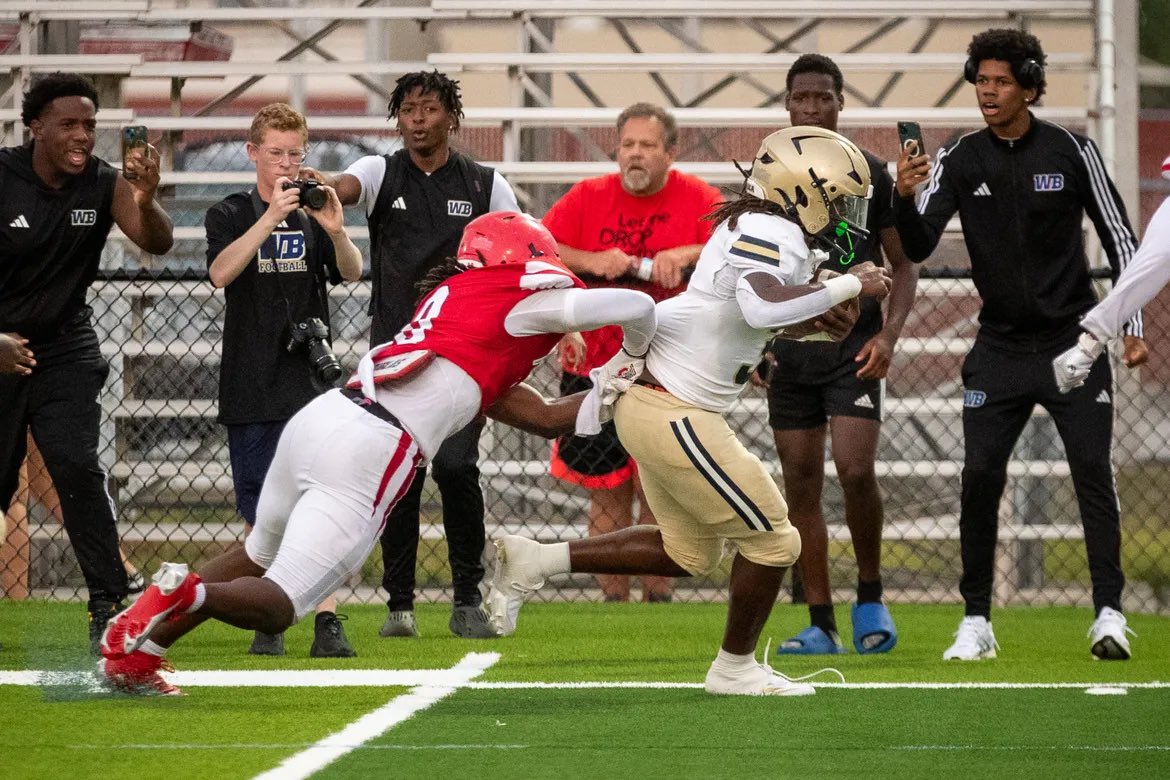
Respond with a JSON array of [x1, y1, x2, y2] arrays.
[[768, 371, 883, 430]]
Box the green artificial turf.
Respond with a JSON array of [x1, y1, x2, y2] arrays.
[[1, 602, 1167, 779]]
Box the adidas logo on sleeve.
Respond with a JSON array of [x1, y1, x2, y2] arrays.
[[9, 214, 29, 228], [972, 183, 991, 197]]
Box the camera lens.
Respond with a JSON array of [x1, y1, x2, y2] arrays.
[[307, 339, 343, 383], [303, 186, 328, 210]]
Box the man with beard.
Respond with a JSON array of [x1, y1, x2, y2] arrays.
[[0, 73, 173, 649], [542, 102, 722, 603], [303, 70, 519, 640]]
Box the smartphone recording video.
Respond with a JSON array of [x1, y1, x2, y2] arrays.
[[897, 121, 926, 159], [121, 125, 148, 181]]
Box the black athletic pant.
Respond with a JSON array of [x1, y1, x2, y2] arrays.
[[958, 338, 1123, 617], [0, 342, 128, 602], [380, 417, 486, 609]]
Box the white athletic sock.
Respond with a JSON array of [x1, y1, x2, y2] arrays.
[[539, 542, 571, 578], [140, 639, 166, 657], [714, 648, 757, 672], [186, 583, 207, 613]]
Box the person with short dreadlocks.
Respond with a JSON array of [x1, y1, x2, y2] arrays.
[[303, 70, 520, 639]]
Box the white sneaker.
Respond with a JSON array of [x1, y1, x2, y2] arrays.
[[942, 616, 999, 660], [485, 535, 546, 636], [704, 657, 819, 697], [1088, 607, 1135, 660]]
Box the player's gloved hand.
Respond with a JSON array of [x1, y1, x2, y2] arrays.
[[592, 347, 646, 406], [574, 347, 646, 437], [1053, 332, 1105, 394]]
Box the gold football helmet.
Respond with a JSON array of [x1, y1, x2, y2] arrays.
[[744, 127, 872, 260]]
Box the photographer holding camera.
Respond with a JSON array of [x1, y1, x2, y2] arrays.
[[205, 103, 363, 657]]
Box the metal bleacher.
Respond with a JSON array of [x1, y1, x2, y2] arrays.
[[5, 0, 1122, 603]]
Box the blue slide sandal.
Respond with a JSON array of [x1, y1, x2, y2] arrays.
[[775, 625, 847, 655], [852, 602, 898, 654]]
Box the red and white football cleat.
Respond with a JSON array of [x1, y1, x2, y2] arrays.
[[99, 650, 183, 696], [100, 562, 201, 660]]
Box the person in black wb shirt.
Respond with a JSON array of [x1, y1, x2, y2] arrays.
[[0, 73, 173, 650], [303, 70, 520, 639], [205, 103, 363, 657]]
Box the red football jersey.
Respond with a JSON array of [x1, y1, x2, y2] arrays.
[[351, 261, 585, 411]]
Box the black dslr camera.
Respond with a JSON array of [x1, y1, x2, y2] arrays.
[[281, 178, 328, 210], [286, 317, 343, 383]]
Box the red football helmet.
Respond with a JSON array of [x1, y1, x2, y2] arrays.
[[456, 211, 560, 268]]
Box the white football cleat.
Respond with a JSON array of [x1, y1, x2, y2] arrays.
[[1088, 607, 1135, 660], [485, 535, 546, 636], [704, 643, 833, 697], [942, 616, 999, 660]]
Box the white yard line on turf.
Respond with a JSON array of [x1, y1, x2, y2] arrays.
[[466, 681, 1170, 690], [250, 652, 499, 780], [1, 671, 1168, 690], [71, 743, 528, 751]]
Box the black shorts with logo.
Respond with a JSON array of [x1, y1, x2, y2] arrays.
[[768, 371, 883, 431]]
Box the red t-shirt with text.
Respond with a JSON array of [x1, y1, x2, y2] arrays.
[[542, 169, 722, 374]]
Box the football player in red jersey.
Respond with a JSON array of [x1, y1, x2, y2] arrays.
[[98, 213, 659, 695]]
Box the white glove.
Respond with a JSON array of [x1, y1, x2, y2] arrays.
[[572, 348, 645, 437], [592, 347, 646, 406], [1052, 332, 1105, 394]]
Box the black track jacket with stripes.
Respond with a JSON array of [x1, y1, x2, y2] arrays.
[[893, 114, 1139, 352]]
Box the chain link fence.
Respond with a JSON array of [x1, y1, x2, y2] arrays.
[[3, 125, 1168, 615]]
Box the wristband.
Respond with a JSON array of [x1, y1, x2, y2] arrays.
[[1078, 332, 1105, 359], [822, 273, 863, 305], [635, 257, 654, 282], [620, 345, 649, 360]]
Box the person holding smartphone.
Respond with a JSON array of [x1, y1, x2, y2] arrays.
[[764, 54, 918, 657], [894, 29, 1142, 661], [0, 73, 173, 651]]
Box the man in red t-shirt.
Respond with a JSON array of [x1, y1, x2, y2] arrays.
[[542, 102, 722, 602]]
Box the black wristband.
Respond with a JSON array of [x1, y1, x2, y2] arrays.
[[621, 345, 649, 360]]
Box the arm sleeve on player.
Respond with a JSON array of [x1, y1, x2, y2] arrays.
[[504, 288, 657, 354], [1080, 196, 1170, 341], [734, 273, 852, 330]]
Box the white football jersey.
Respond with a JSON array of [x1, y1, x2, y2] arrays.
[[647, 212, 815, 412]]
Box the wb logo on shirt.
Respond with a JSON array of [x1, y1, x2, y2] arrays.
[[71, 209, 97, 226], [1033, 173, 1064, 192], [258, 230, 309, 273], [447, 200, 473, 217]]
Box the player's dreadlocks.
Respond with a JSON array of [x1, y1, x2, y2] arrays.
[[705, 187, 785, 233], [415, 257, 470, 300], [21, 72, 99, 125], [387, 70, 465, 131]]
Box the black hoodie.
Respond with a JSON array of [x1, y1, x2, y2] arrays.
[[0, 144, 117, 346]]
